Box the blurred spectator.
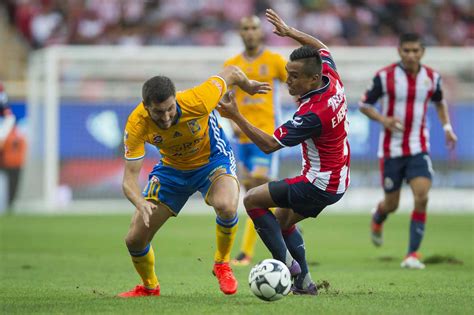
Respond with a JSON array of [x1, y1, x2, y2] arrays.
[[0, 83, 27, 211], [3, 0, 473, 48]]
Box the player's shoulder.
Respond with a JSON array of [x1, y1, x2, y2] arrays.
[[376, 63, 399, 76], [127, 102, 148, 127], [224, 53, 243, 66], [262, 49, 286, 62], [421, 64, 440, 77]]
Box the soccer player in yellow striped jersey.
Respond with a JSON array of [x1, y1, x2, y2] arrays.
[[118, 67, 271, 298], [224, 16, 287, 266]]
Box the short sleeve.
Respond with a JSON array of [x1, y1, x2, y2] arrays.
[[124, 119, 145, 160], [273, 112, 322, 147], [360, 74, 383, 106], [431, 75, 443, 102], [177, 76, 227, 115]]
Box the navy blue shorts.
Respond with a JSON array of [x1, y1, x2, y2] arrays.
[[381, 152, 433, 193], [268, 175, 344, 218]]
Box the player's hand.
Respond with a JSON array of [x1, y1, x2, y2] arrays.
[[246, 80, 272, 95], [445, 129, 457, 150], [382, 117, 404, 132], [137, 200, 157, 228], [266, 9, 291, 37], [217, 92, 239, 119]]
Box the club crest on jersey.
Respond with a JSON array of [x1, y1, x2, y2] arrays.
[[187, 119, 201, 134], [259, 64, 268, 76], [153, 134, 163, 144]]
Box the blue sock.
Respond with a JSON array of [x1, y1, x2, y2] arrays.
[[282, 225, 310, 287], [409, 211, 426, 254], [247, 208, 291, 265]]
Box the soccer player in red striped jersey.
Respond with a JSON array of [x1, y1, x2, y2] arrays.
[[218, 9, 350, 295], [359, 33, 457, 269]]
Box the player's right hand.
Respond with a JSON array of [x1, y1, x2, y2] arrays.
[[266, 9, 291, 37], [382, 117, 404, 132], [137, 200, 157, 228], [217, 92, 239, 119]]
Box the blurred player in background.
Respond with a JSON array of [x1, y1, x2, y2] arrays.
[[0, 83, 26, 210], [223, 15, 287, 266], [359, 33, 458, 269], [218, 9, 350, 295], [119, 66, 271, 297]]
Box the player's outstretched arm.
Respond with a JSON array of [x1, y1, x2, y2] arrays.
[[123, 159, 157, 227], [359, 105, 404, 133], [219, 65, 271, 96], [265, 8, 328, 51], [217, 92, 282, 154], [434, 100, 457, 149]]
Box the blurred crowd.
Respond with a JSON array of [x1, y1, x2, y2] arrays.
[[3, 0, 473, 49]]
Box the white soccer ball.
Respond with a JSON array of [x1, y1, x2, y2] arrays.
[[248, 258, 292, 301]]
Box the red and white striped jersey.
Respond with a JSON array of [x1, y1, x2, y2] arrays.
[[360, 63, 443, 158], [273, 49, 350, 194]]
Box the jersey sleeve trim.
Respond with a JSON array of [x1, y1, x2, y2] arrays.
[[124, 155, 145, 161], [273, 134, 287, 147], [210, 75, 228, 97]]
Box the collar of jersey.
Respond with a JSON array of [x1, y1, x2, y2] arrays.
[[298, 75, 330, 102], [173, 102, 183, 125], [397, 61, 422, 74]]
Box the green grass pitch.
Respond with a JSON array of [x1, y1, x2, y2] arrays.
[[1, 213, 472, 314]]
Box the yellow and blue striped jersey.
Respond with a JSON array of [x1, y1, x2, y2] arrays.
[[224, 49, 287, 143], [124, 76, 233, 170]]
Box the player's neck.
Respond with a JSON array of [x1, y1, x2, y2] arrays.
[[401, 62, 421, 76], [244, 46, 263, 59]]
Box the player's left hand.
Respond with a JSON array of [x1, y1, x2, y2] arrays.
[[445, 129, 457, 150], [266, 9, 291, 37], [217, 92, 239, 119]]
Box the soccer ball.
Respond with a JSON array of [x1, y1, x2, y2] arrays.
[[248, 258, 291, 301]]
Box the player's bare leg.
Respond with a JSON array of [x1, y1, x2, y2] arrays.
[[206, 174, 240, 295], [401, 177, 431, 269], [371, 190, 401, 247], [244, 184, 301, 277], [119, 201, 174, 297]]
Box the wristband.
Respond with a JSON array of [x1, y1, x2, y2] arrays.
[[443, 124, 453, 132]]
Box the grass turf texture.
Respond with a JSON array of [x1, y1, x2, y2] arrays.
[[1, 213, 472, 314]]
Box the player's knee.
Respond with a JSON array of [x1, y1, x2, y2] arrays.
[[215, 206, 237, 220], [243, 188, 259, 210], [124, 234, 148, 251], [213, 198, 238, 219], [413, 192, 429, 207]]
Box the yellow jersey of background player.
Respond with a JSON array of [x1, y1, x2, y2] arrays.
[[224, 16, 287, 266]]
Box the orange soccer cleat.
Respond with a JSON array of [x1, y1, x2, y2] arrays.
[[117, 285, 160, 298], [212, 263, 238, 295]]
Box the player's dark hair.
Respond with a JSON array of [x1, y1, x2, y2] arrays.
[[399, 33, 424, 47], [289, 45, 322, 77], [142, 76, 176, 106]]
